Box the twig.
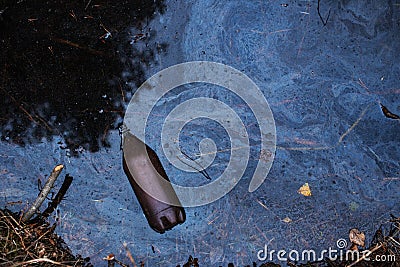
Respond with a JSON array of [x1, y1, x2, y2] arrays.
[[2, 210, 28, 250], [84, 0, 92, 10], [346, 243, 383, 267], [0, 87, 52, 131], [103, 254, 129, 267], [338, 103, 371, 143], [179, 151, 212, 180], [317, 0, 331, 26], [24, 224, 56, 252], [12, 257, 72, 266], [22, 165, 64, 222], [347, 220, 400, 267], [51, 37, 106, 56], [123, 242, 137, 267], [118, 79, 126, 102], [278, 103, 372, 151], [41, 174, 73, 218]]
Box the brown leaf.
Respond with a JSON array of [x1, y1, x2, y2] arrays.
[[349, 228, 365, 247], [380, 103, 400, 120]]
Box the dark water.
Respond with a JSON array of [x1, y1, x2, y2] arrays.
[[1, 0, 399, 266], [0, 0, 165, 153]]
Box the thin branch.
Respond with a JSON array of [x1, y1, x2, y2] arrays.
[[24, 224, 56, 252], [179, 150, 212, 180], [12, 257, 72, 266], [0, 86, 54, 132], [51, 37, 106, 56], [41, 174, 73, 219], [123, 242, 138, 267], [346, 243, 383, 267], [338, 103, 371, 143], [22, 164, 64, 222], [84, 0, 92, 10]]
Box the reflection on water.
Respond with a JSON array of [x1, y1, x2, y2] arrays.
[[0, 0, 165, 154]]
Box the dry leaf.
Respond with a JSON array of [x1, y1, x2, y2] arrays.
[[349, 228, 365, 248], [298, 183, 312, 196], [282, 217, 292, 223], [380, 103, 400, 120]]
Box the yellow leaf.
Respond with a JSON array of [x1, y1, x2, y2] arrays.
[[298, 183, 312, 196], [282, 217, 292, 223]]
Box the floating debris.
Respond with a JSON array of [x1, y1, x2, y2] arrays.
[[380, 103, 400, 120], [297, 182, 312, 197]]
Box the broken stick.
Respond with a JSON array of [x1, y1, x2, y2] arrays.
[[22, 164, 64, 222]]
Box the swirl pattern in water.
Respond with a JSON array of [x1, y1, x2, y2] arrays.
[[184, 1, 290, 79]]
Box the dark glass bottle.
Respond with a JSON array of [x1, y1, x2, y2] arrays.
[[122, 131, 186, 233]]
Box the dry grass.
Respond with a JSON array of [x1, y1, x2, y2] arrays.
[[0, 209, 92, 267], [1, 208, 398, 267]]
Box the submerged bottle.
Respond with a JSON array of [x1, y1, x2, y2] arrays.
[[122, 131, 186, 233]]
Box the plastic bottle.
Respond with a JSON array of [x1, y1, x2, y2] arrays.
[[122, 131, 186, 233]]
